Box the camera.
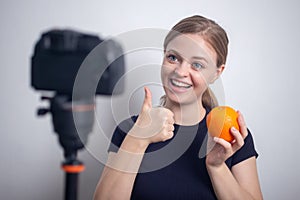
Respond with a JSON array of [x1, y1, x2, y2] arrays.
[[31, 29, 125, 96], [31, 28, 126, 200]]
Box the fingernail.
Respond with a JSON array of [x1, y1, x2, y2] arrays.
[[231, 127, 236, 131]]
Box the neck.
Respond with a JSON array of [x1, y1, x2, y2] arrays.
[[165, 98, 206, 126]]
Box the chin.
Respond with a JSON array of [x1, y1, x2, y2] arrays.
[[165, 91, 199, 106]]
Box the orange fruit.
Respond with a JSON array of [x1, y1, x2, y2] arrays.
[[206, 106, 240, 142]]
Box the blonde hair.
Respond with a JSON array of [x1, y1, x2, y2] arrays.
[[162, 15, 229, 109]]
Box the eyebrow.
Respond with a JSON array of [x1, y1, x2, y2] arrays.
[[166, 49, 209, 64]]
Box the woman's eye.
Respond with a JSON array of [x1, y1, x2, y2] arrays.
[[192, 62, 204, 70], [167, 54, 178, 62]]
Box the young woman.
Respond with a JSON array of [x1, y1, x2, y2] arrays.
[[94, 15, 263, 200]]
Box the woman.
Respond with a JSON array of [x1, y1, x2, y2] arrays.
[[94, 15, 263, 200]]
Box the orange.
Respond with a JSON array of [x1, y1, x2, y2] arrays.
[[206, 106, 240, 142]]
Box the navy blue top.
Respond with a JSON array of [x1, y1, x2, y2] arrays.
[[108, 113, 258, 200]]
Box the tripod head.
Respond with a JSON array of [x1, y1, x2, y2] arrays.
[[38, 95, 94, 158]]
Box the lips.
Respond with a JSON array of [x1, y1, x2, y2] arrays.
[[170, 79, 192, 89]]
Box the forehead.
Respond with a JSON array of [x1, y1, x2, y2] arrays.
[[166, 33, 217, 65]]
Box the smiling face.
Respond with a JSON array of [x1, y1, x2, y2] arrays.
[[161, 33, 224, 106]]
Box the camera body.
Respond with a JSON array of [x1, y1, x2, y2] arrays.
[[31, 29, 125, 96]]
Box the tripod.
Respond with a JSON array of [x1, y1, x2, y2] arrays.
[[38, 94, 95, 200]]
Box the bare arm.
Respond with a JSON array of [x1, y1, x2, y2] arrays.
[[206, 111, 263, 200], [207, 157, 263, 200], [93, 135, 148, 200], [93, 87, 174, 200]]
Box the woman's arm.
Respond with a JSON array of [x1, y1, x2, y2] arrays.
[[93, 135, 148, 200], [207, 157, 263, 200], [94, 87, 174, 200], [206, 111, 263, 200]]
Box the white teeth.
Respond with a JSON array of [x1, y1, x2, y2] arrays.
[[171, 79, 192, 88]]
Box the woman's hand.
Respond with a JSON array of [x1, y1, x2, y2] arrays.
[[206, 111, 248, 168], [128, 87, 175, 145]]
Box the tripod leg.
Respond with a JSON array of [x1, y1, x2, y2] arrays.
[[62, 159, 85, 200]]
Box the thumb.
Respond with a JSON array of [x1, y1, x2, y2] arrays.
[[142, 86, 152, 111]]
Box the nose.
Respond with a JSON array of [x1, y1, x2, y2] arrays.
[[174, 60, 190, 77]]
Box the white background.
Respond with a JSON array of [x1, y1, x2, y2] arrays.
[[1, 0, 300, 199]]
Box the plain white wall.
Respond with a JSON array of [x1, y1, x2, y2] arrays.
[[1, 0, 300, 199]]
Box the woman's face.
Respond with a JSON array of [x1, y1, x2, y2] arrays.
[[161, 33, 224, 106]]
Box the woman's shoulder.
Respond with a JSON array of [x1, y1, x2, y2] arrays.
[[114, 115, 138, 134], [226, 129, 258, 168], [108, 115, 138, 152], [114, 115, 138, 137]]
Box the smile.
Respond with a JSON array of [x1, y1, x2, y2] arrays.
[[170, 79, 192, 88]]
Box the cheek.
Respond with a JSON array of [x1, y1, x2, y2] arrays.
[[161, 64, 173, 83], [160, 66, 167, 83], [202, 68, 219, 84], [191, 72, 209, 89]]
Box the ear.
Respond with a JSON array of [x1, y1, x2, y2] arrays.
[[210, 64, 225, 84]]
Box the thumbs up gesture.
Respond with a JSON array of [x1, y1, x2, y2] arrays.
[[129, 87, 175, 144]]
